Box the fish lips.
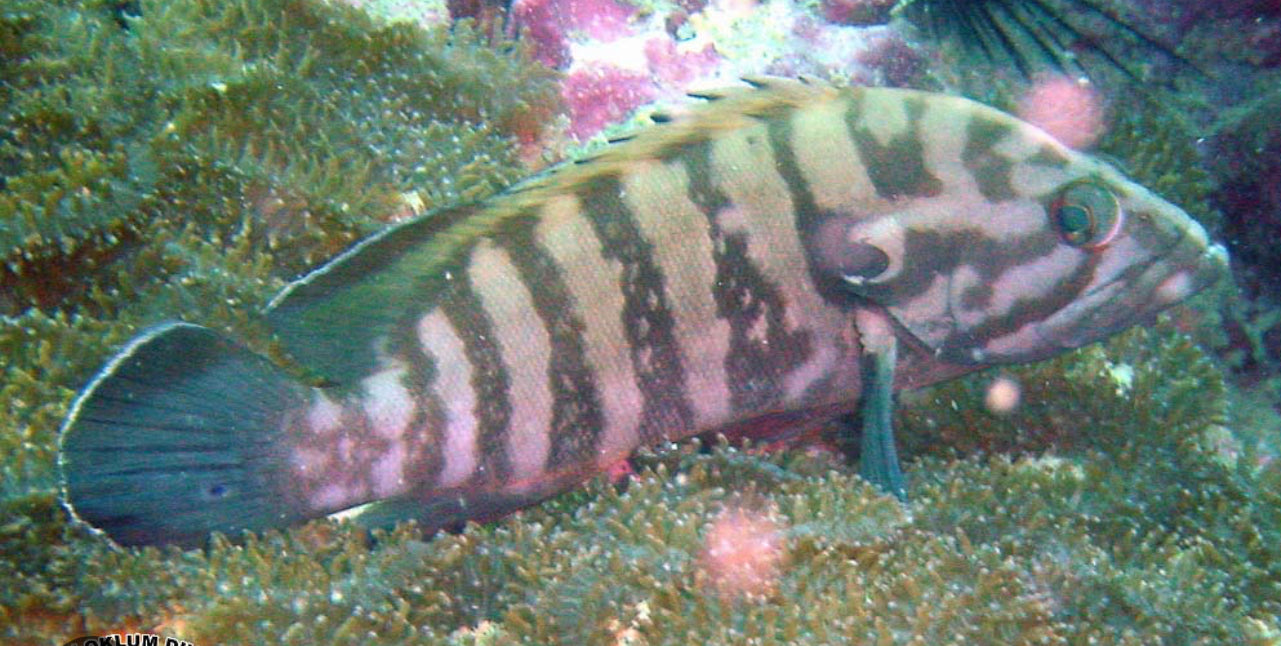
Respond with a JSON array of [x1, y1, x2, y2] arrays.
[[1036, 240, 1229, 350]]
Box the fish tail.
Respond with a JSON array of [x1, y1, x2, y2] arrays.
[[58, 322, 311, 547]]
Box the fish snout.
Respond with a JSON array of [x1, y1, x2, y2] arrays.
[[1037, 235, 1229, 350]]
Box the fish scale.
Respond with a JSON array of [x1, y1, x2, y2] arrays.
[[58, 77, 1228, 547]]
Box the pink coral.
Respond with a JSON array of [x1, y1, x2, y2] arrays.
[[510, 0, 930, 141], [562, 64, 659, 141], [509, 0, 723, 140], [558, 35, 719, 141], [697, 505, 788, 600], [643, 37, 720, 86], [511, 0, 638, 68], [1017, 75, 1106, 150]]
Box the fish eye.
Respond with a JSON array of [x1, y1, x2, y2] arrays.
[[1050, 180, 1121, 248], [202, 482, 231, 500]]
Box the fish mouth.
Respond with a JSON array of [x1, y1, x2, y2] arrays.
[[1036, 241, 1229, 350]]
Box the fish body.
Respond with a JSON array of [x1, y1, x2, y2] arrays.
[[59, 78, 1228, 547]]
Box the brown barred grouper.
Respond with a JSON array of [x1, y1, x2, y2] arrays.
[[59, 77, 1228, 547]]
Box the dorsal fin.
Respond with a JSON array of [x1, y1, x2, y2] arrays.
[[266, 77, 842, 382], [505, 76, 838, 198], [265, 202, 488, 381]]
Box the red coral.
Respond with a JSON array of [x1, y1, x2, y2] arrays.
[[852, 31, 926, 87], [562, 63, 659, 141]]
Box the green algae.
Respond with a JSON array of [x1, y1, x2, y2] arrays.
[[6, 322, 1281, 643], [0, 0, 559, 636], [3, 0, 1279, 643], [1, 0, 558, 316], [0, 0, 558, 499]]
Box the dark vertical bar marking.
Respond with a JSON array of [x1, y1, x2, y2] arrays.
[[681, 140, 816, 414], [844, 96, 944, 200], [386, 325, 447, 490], [764, 113, 858, 307], [437, 253, 513, 485], [494, 214, 606, 472], [964, 115, 1018, 202], [576, 174, 695, 443]]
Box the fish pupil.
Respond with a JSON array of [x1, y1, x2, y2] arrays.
[[1056, 203, 1094, 245]]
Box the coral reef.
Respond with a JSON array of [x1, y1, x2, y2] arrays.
[[1, 0, 558, 317], [505, 0, 928, 142], [0, 0, 558, 633], [337, 0, 452, 29], [3, 0, 1279, 644], [6, 325, 1281, 644]]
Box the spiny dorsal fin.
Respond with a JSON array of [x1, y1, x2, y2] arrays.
[[267, 77, 842, 382], [504, 76, 838, 201]]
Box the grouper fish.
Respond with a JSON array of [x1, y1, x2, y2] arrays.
[[59, 77, 1228, 547]]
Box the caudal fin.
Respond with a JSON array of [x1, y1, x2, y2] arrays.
[[59, 323, 310, 547]]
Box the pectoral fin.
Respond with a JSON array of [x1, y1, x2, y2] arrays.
[[853, 309, 906, 500]]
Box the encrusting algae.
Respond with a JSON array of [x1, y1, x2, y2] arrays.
[[2, 0, 1280, 644]]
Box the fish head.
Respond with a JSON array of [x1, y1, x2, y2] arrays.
[[833, 97, 1229, 366]]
